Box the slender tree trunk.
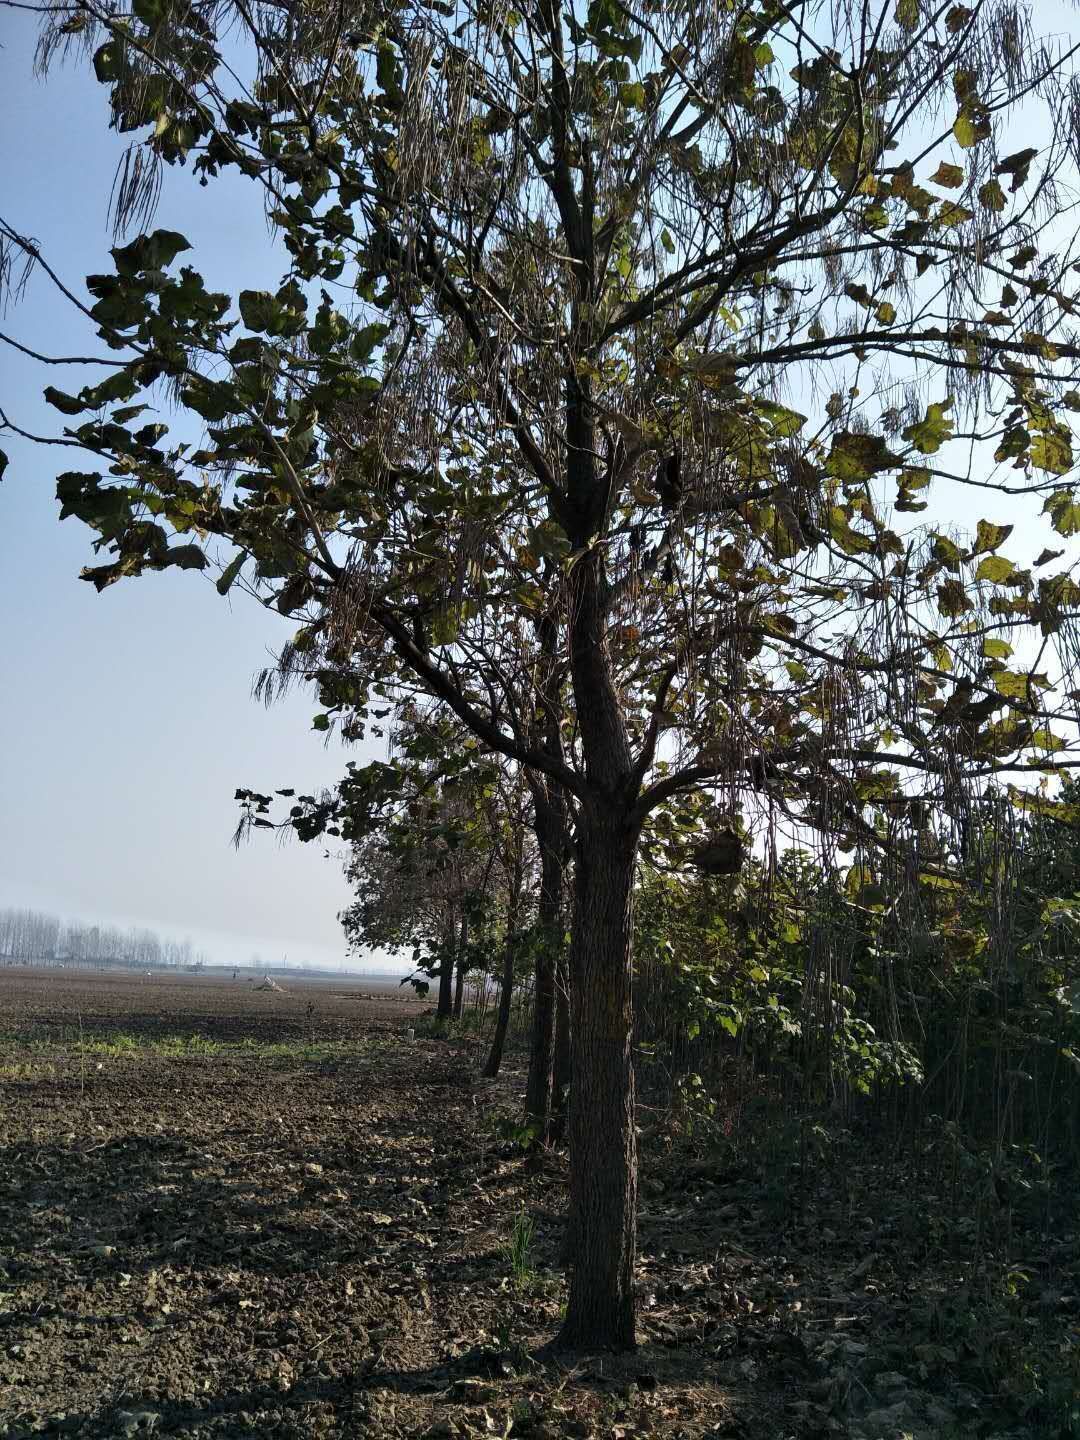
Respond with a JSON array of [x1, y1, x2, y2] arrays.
[[524, 601, 572, 1141], [525, 829, 564, 1131], [558, 811, 639, 1350], [550, 943, 572, 1145], [486, 849, 524, 1078], [436, 912, 455, 1020], [484, 931, 517, 1078], [453, 910, 468, 1019]]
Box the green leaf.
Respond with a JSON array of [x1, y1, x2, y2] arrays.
[[827, 506, 873, 554], [112, 230, 191, 275], [44, 386, 86, 416], [132, 0, 167, 27], [936, 200, 974, 227], [93, 40, 124, 83], [931, 534, 962, 570], [349, 322, 391, 365], [755, 399, 806, 437], [166, 544, 208, 572], [239, 290, 277, 332], [216, 551, 246, 596]]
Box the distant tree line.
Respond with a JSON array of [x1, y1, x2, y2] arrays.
[[0, 906, 207, 971]]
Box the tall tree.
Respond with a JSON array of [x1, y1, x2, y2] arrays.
[[6, 0, 1080, 1347]]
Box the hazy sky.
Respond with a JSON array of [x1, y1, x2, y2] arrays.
[[0, 13, 384, 969]]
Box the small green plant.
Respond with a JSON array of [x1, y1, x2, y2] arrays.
[[505, 1207, 535, 1291]]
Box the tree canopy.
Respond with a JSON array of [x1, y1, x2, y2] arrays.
[[6, 0, 1080, 1348]]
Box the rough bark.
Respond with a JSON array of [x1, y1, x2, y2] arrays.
[[550, 943, 572, 1145], [555, 533, 641, 1350], [557, 810, 639, 1350]]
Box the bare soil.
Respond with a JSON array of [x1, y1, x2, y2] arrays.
[[0, 971, 1076, 1440]]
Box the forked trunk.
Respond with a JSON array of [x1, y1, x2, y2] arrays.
[[557, 813, 639, 1351]]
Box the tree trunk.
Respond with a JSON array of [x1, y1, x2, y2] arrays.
[[453, 910, 468, 1019], [436, 912, 455, 1020], [550, 943, 572, 1145], [483, 930, 516, 1078], [555, 364, 639, 1349], [524, 602, 572, 1142], [557, 811, 639, 1350], [525, 827, 564, 1133]]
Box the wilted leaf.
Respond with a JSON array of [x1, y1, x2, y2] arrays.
[[972, 519, 1013, 554], [826, 432, 902, 480], [978, 178, 1006, 212], [937, 578, 973, 616], [996, 146, 1038, 191]]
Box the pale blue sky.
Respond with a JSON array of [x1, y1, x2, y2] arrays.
[[0, 10, 378, 969]]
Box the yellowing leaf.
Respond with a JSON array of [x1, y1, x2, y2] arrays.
[[937, 199, 974, 226], [904, 398, 954, 454], [1031, 428, 1072, 475], [953, 114, 979, 148], [972, 519, 1013, 554], [1044, 490, 1080, 536], [975, 555, 1015, 584], [930, 161, 964, 188], [978, 178, 1006, 212], [826, 432, 902, 480], [994, 670, 1035, 700]]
